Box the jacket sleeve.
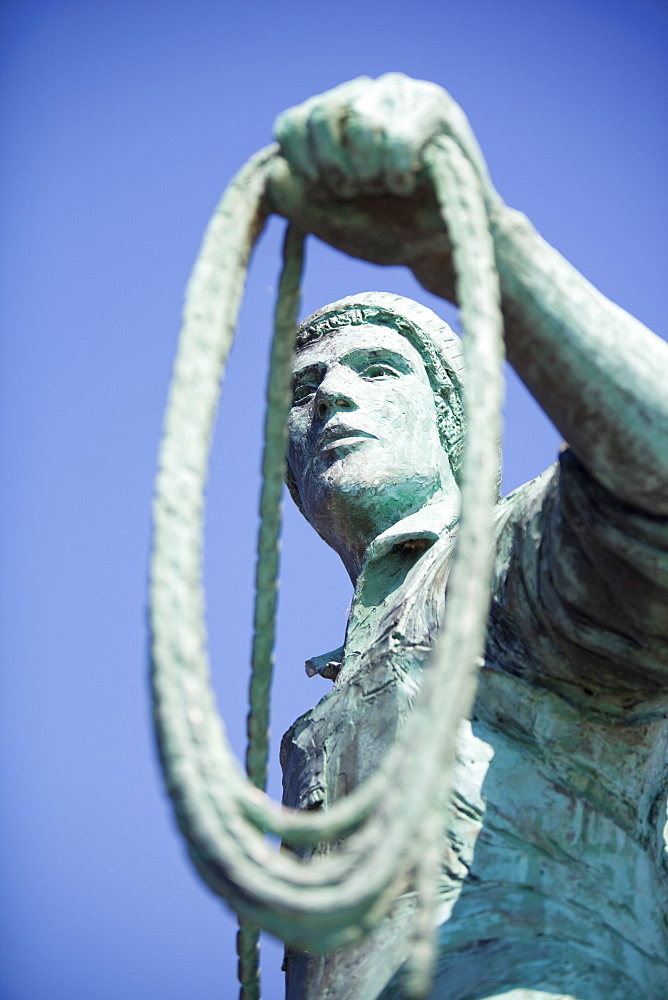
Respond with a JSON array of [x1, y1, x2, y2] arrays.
[[490, 447, 668, 711]]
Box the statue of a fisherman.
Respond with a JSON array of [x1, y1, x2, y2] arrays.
[[272, 75, 668, 1000]]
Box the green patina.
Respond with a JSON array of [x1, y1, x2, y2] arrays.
[[150, 75, 668, 1000]]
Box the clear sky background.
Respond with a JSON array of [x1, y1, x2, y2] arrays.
[[1, 1, 666, 998]]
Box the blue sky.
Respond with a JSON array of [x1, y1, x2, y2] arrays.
[[1, 1, 666, 998]]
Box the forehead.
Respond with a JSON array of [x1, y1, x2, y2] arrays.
[[293, 323, 425, 371]]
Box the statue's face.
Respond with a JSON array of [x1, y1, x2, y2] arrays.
[[288, 323, 454, 543]]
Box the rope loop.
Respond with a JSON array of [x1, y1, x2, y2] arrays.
[[150, 131, 505, 1000]]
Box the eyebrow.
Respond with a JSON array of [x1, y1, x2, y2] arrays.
[[343, 346, 416, 372], [292, 361, 325, 385], [292, 346, 416, 380]]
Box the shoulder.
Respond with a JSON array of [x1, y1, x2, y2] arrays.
[[489, 449, 668, 710]]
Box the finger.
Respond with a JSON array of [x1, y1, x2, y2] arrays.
[[374, 75, 429, 195], [307, 78, 374, 196], [342, 89, 384, 190], [380, 112, 423, 197], [274, 101, 318, 182], [307, 103, 352, 193], [383, 131, 422, 195], [380, 79, 452, 195]]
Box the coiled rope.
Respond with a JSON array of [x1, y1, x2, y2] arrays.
[[150, 132, 504, 999]]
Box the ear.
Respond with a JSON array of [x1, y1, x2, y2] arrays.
[[285, 460, 305, 516]]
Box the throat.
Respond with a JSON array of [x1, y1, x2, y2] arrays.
[[318, 487, 460, 586]]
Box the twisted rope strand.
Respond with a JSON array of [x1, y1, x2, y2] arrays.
[[237, 921, 260, 1000], [149, 147, 409, 943], [150, 132, 504, 990], [404, 136, 505, 997], [246, 224, 305, 789], [239, 224, 305, 1000]]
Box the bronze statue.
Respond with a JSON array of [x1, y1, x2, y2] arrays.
[[151, 75, 668, 1000]]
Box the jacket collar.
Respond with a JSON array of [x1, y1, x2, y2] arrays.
[[365, 496, 460, 564], [305, 497, 460, 680]]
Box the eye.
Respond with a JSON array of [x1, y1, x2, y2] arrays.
[[360, 363, 400, 380], [292, 382, 317, 406]]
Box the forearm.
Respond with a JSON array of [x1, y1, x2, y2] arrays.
[[488, 204, 668, 515]]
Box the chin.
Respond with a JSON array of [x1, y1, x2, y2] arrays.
[[311, 459, 388, 502], [306, 465, 439, 531]]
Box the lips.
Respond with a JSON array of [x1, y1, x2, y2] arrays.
[[317, 424, 377, 451]]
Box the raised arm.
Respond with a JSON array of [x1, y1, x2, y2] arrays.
[[269, 74, 668, 515], [488, 205, 668, 515]]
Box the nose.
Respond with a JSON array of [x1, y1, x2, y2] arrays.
[[314, 366, 357, 420]]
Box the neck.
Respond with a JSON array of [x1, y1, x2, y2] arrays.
[[313, 482, 460, 585]]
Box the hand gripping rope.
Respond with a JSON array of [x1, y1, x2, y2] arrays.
[[149, 134, 504, 999]]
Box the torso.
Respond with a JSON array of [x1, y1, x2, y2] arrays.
[[281, 467, 668, 1000]]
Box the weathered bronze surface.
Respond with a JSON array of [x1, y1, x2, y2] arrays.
[[151, 75, 668, 1000]]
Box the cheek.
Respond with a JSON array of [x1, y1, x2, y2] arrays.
[[287, 410, 311, 472], [287, 406, 307, 439], [382, 383, 437, 439]]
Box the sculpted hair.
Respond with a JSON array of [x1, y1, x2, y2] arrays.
[[286, 292, 467, 514]]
